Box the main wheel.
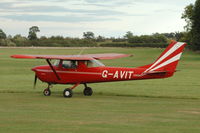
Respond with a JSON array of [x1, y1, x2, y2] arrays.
[[43, 88, 51, 96], [63, 88, 73, 98], [83, 87, 93, 96]]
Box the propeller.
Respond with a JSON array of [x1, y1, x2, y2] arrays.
[[34, 74, 37, 89]]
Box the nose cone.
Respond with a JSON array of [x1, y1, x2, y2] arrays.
[[31, 67, 37, 72], [31, 65, 49, 72]]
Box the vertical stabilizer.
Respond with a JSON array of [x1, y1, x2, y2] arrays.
[[143, 41, 186, 74]]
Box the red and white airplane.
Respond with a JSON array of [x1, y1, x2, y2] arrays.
[[11, 41, 186, 98]]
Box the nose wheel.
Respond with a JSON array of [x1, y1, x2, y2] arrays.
[[43, 84, 52, 96], [43, 88, 51, 96]]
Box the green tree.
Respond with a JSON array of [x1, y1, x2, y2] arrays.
[[96, 35, 105, 42], [0, 29, 6, 39], [182, 4, 194, 31], [182, 0, 200, 50], [124, 31, 133, 39], [190, 0, 200, 50], [161, 33, 176, 39], [83, 31, 95, 39], [12, 34, 29, 46], [28, 26, 40, 40]]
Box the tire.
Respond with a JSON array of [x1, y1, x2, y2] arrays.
[[83, 87, 93, 96], [43, 88, 51, 96], [63, 88, 73, 98]]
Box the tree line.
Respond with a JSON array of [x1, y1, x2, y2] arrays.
[[0, 26, 186, 48]]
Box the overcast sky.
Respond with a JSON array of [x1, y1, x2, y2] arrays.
[[0, 0, 196, 38]]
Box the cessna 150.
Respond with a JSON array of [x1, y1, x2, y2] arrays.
[[11, 41, 186, 98]]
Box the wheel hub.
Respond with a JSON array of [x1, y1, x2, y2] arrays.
[[65, 91, 70, 96]]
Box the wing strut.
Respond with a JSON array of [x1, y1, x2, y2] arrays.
[[46, 59, 61, 80]]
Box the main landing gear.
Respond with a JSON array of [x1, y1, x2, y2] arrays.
[[83, 84, 93, 96], [63, 88, 73, 98], [43, 83, 93, 98]]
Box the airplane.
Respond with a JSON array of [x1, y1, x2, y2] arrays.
[[11, 41, 186, 98]]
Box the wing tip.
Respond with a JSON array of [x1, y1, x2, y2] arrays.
[[10, 55, 36, 59]]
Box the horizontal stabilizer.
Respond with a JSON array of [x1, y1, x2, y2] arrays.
[[143, 70, 177, 76], [143, 70, 168, 75]]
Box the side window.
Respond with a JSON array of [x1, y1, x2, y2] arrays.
[[62, 60, 77, 69], [86, 60, 93, 67], [53, 60, 60, 67]]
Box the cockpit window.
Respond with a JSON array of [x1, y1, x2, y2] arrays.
[[53, 59, 103, 68], [62, 60, 77, 69], [86, 59, 105, 68], [53, 60, 60, 66]]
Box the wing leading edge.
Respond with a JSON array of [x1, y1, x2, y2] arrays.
[[11, 53, 131, 60]]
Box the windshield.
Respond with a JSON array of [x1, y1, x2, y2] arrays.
[[87, 59, 105, 68]]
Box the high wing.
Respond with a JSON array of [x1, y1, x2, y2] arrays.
[[11, 54, 93, 60], [11, 53, 131, 60]]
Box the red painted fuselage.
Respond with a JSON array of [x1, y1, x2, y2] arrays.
[[32, 62, 172, 85]]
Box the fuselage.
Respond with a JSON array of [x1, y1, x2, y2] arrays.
[[32, 60, 171, 84]]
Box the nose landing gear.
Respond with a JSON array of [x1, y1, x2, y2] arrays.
[[43, 84, 52, 96]]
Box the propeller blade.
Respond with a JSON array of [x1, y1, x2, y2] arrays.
[[34, 74, 37, 89]]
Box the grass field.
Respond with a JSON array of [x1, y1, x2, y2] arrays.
[[0, 47, 200, 133]]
